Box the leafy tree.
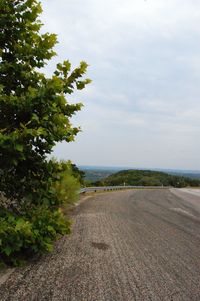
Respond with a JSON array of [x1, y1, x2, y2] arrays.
[[0, 0, 90, 264], [0, 0, 90, 209]]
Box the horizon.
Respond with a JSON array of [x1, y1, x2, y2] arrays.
[[78, 164, 200, 173]]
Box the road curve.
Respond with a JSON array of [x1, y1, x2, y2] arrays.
[[1, 189, 200, 301]]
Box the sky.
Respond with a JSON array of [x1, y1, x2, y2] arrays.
[[40, 0, 200, 170]]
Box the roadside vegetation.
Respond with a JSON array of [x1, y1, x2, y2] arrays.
[[0, 0, 90, 266], [93, 170, 200, 188]]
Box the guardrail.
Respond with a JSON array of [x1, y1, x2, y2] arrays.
[[79, 186, 170, 194]]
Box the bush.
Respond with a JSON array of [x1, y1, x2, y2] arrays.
[[0, 206, 71, 266], [0, 159, 81, 266], [54, 172, 80, 206]]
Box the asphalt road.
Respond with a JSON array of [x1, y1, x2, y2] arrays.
[[1, 189, 200, 301]]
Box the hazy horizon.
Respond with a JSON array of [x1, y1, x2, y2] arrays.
[[78, 164, 200, 173]]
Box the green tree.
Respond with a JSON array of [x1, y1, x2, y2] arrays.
[[0, 0, 90, 208], [0, 0, 90, 264]]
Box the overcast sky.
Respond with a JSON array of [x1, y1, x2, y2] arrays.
[[40, 0, 200, 170]]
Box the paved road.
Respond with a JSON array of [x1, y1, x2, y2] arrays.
[[1, 189, 200, 301], [179, 188, 200, 198]]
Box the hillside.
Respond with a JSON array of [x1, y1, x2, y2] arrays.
[[93, 170, 200, 188], [80, 168, 116, 181], [80, 166, 200, 182]]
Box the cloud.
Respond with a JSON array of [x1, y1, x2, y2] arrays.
[[40, 0, 200, 169]]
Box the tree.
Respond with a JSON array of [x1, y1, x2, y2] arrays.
[[0, 0, 90, 264], [0, 0, 90, 207]]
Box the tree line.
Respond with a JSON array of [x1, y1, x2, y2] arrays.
[[92, 170, 200, 188]]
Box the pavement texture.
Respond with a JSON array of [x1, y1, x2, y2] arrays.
[[0, 189, 200, 301]]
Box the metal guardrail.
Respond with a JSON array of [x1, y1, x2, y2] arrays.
[[79, 186, 170, 194]]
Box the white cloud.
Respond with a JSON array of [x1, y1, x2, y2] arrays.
[[40, 0, 200, 169]]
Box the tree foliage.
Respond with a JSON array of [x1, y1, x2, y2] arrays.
[[0, 0, 90, 264], [94, 170, 200, 188]]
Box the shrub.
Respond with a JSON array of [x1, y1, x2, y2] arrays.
[[54, 172, 80, 206], [0, 206, 71, 266]]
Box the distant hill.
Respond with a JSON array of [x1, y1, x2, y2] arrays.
[[79, 167, 117, 182], [81, 169, 115, 182], [79, 166, 200, 183], [92, 169, 200, 188], [167, 171, 200, 180]]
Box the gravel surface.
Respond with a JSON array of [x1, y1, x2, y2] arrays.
[[1, 189, 200, 301]]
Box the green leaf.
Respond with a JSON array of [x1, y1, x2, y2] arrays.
[[15, 144, 23, 152], [4, 246, 12, 256]]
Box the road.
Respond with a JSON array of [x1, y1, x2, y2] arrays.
[[1, 189, 200, 301]]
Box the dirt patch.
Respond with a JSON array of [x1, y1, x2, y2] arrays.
[[91, 242, 110, 251]]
